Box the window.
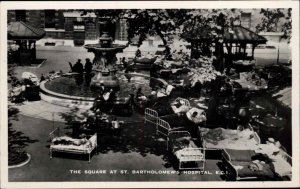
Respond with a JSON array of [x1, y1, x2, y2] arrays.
[[76, 17, 83, 22], [45, 10, 56, 28], [119, 19, 128, 41], [15, 10, 26, 22], [74, 25, 85, 30], [241, 12, 251, 29], [74, 21, 85, 31]]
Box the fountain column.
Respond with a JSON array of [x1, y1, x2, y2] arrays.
[[84, 22, 126, 88]]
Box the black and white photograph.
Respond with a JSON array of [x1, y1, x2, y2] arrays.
[[1, 1, 299, 188]]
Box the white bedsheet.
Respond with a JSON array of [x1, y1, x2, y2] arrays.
[[51, 135, 97, 152], [51, 143, 91, 152], [201, 128, 259, 150], [272, 156, 292, 176], [255, 144, 292, 177], [175, 149, 204, 161]]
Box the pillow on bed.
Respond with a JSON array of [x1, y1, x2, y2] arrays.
[[73, 139, 81, 146], [73, 138, 88, 146]]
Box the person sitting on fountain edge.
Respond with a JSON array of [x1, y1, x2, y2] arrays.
[[85, 58, 93, 74], [93, 92, 104, 111], [99, 83, 106, 95], [108, 88, 117, 102], [107, 89, 117, 113]]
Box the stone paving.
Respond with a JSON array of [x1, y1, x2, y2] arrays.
[[9, 114, 223, 182], [16, 99, 146, 124], [14, 100, 70, 122]]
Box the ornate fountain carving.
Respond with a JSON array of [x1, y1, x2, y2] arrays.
[[84, 21, 126, 88]]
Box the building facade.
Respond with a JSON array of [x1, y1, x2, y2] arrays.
[[7, 10, 128, 43]]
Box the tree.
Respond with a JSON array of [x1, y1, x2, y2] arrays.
[[181, 9, 240, 73], [123, 9, 191, 56], [256, 8, 292, 42], [83, 9, 243, 69], [83, 9, 191, 57], [256, 8, 292, 64], [59, 106, 86, 137]]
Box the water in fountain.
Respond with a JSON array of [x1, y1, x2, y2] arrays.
[[44, 71, 162, 98]]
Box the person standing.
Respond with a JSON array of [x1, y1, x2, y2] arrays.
[[71, 59, 84, 74], [85, 58, 93, 74]]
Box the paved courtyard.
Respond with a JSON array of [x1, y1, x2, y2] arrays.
[[9, 115, 223, 181]]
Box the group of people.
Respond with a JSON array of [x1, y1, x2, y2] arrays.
[[69, 58, 93, 74], [92, 83, 117, 113], [90, 84, 122, 134]]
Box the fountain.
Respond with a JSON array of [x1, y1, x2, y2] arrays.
[[39, 21, 166, 110], [84, 21, 126, 89]]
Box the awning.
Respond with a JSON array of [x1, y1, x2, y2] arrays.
[[8, 21, 46, 40], [183, 25, 267, 44]]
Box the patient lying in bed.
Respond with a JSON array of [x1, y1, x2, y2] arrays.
[[170, 99, 190, 115], [186, 108, 207, 124], [255, 143, 292, 177], [200, 127, 257, 149], [52, 136, 89, 146]]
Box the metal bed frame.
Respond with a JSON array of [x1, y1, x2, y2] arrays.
[[156, 118, 185, 137], [222, 148, 292, 181], [156, 110, 206, 138], [167, 131, 205, 171], [49, 127, 97, 163], [222, 149, 259, 181], [144, 97, 191, 125]]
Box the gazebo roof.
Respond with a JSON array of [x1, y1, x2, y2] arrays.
[[224, 26, 267, 44], [8, 21, 46, 40], [183, 25, 267, 44]]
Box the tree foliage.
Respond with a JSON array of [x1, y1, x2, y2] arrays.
[[59, 106, 90, 137], [256, 8, 292, 42], [180, 9, 240, 58], [84, 9, 191, 56], [83, 9, 241, 58]]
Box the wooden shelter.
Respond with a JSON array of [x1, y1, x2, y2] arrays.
[[8, 21, 46, 65], [183, 25, 267, 71], [223, 26, 267, 60]]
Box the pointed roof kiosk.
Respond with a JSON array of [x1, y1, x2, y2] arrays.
[[8, 21, 46, 65]]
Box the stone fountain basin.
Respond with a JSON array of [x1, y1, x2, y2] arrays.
[[90, 75, 120, 89], [84, 44, 126, 52], [40, 72, 167, 109]]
